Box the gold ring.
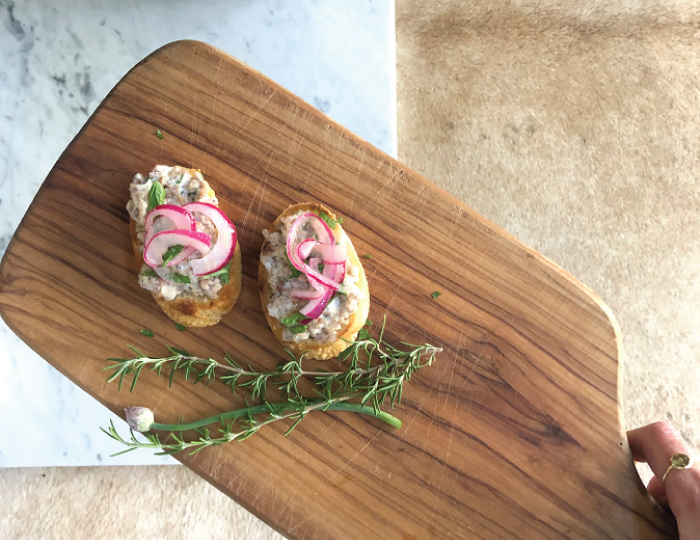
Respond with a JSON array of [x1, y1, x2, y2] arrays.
[[661, 453, 694, 483]]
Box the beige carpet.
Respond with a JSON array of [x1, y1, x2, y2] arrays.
[[3, 1, 699, 538]]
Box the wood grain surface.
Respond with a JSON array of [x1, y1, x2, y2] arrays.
[[0, 41, 677, 539]]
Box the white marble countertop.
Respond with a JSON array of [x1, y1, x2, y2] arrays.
[[0, 0, 396, 467]]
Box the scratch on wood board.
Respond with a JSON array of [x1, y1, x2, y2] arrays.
[[208, 57, 225, 160], [240, 151, 273, 232], [235, 90, 278, 137], [417, 184, 430, 217], [448, 206, 463, 242], [371, 168, 405, 204], [225, 462, 251, 493], [332, 430, 381, 478], [381, 279, 405, 320]]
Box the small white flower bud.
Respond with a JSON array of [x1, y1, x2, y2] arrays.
[[125, 407, 154, 432]]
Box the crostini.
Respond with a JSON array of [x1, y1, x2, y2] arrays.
[[259, 203, 370, 360], [126, 165, 242, 327]]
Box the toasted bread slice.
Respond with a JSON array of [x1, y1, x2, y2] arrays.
[[259, 203, 370, 360], [129, 167, 242, 327]]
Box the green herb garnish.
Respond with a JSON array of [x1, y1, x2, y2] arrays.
[[365, 319, 373, 326], [318, 262, 325, 274], [176, 174, 184, 184], [169, 273, 190, 284], [140, 268, 159, 278], [314, 210, 342, 230], [156, 129, 164, 140], [431, 291, 442, 299], [205, 260, 232, 284], [281, 313, 306, 327], [174, 323, 186, 332], [356, 328, 372, 341], [363, 254, 372, 259], [288, 324, 308, 334], [161, 245, 183, 265], [147, 182, 166, 211], [140, 329, 154, 338]]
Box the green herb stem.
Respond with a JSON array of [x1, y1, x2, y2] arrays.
[[150, 398, 401, 432]]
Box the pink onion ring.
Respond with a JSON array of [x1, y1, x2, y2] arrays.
[[283, 212, 350, 319], [165, 246, 196, 267], [144, 205, 196, 246], [323, 257, 346, 284], [183, 202, 238, 276], [143, 229, 211, 267], [290, 288, 324, 300], [304, 258, 341, 291], [296, 238, 316, 261], [313, 243, 347, 264], [300, 287, 334, 319], [299, 258, 346, 318], [286, 213, 335, 272]]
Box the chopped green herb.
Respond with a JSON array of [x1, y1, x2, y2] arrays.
[[431, 291, 442, 299], [140, 268, 159, 278], [363, 253, 372, 259], [357, 328, 372, 340], [169, 273, 190, 284], [365, 319, 373, 326], [156, 129, 164, 140], [147, 182, 166, 211], [162, 245, 183, 265], [288, 324, 308, 334], [314, 210, 342, 230], [205, 260, 232, 284], [140, 329, 154, 337], [281, 313, 306, 327], [318, 262, 325, 274], [174, 323, 186, 332], [176, 174, 184, 184]]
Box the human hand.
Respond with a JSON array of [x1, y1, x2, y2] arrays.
[[628, 421, 700, 540]]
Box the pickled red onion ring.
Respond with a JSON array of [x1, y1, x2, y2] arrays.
[[286, 213, 335, 272], [183, 202, 238, 276], [144, 205, 196, 246], [143, 229, 211, 267], [304, 257, 341, 292], [283, 212, 350, 320], [290, 288, 324, 300], [313, 243, 347, 264]]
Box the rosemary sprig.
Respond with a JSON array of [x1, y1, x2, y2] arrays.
[[105, 318, 441, 407], [102, 317, 441, 455], [103, 397, 402, 456]]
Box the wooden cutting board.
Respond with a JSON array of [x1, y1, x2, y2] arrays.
[[0, 41, 677, 539]]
